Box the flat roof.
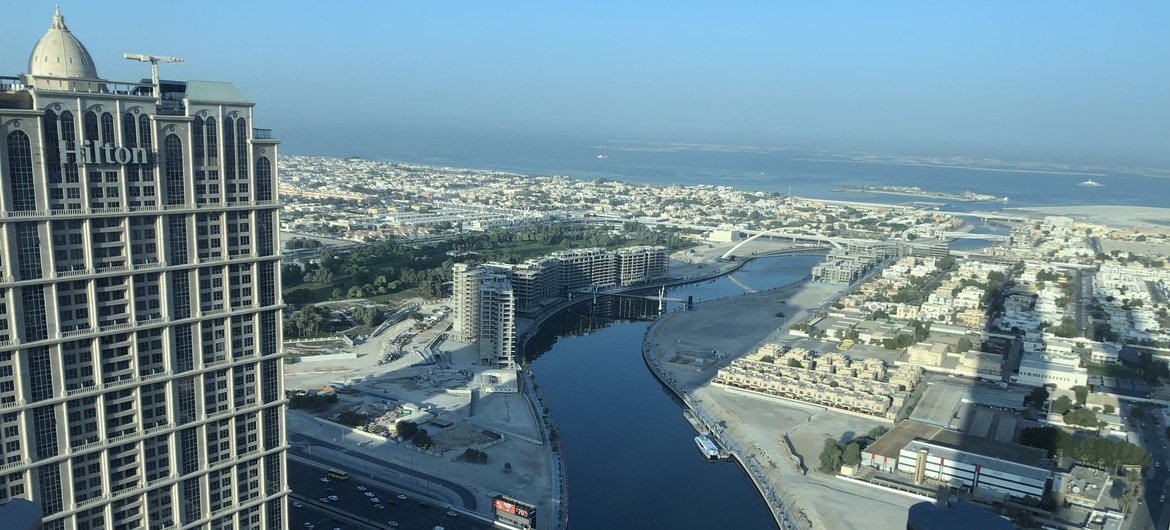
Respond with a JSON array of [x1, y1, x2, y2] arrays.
[[910, 384, 966, 428], [865, 420, 942, 459], [866, 418, 1048, 470], [185, 80, 250, 104]]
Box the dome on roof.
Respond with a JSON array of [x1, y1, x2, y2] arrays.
[[27, 7, 99, 80]]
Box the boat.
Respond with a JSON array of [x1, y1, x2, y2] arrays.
[[596, 154, 608, 159], [1077, 179, 1104, 187], [695, 434, 720, 460]]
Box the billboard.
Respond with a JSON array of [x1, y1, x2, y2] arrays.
[[493, 495, 537, 528]]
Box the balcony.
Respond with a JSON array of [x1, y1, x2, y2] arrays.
[[252, 128, 273, 140]]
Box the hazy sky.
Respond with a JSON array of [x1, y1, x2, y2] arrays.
[[5, 1, 1169, 166]]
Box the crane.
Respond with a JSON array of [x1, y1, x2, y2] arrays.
[[123, 53, 185, 95]]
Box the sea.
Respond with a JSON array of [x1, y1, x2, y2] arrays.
[[295, 129, 1170, 209]]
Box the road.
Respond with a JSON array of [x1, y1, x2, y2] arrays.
[[287, 433, 478, 510], [1131, 407, 1170, 530], [288, 459, 490, 530], [1075, 269, 1095, 336]]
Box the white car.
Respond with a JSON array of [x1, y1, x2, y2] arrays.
[[357, 485, 368, 491], [303, 524, 314, 529], [370, 497, 380, 503], [397, 494, 408, 500], [375, 504, 385, 510], [292, 501, 304, 508], [447, 510, 458, 517], [364, 491, 375, 497], [319, 477, 330, 483], [328, 495, 339, 501], [387, 523, 399, 528]]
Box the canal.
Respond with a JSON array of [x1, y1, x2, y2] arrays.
[[525, 255, 822, 530]]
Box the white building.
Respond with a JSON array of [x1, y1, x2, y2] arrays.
[[0, 10, 287, 529], [1013, 353, 1089, 389]]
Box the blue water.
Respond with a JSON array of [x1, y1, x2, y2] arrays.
[[526, 256, 821, 530], [292, 129, 1170, 208]]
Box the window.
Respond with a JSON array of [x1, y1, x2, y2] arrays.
[[223, 117, 235, 180], [164, 134, 185, 205], [138, 114, 152, 151], [193, 116, 205, 166], [6, 131, 36, 211], [256, 156, 273, 201]]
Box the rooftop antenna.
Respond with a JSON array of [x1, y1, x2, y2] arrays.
[[123, 53, 185, 96]]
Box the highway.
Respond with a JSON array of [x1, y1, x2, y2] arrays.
[[287, 432, 479, 509], [288, 459, 490, 530]]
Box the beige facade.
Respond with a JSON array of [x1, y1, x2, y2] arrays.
[[0, 10, 287, 530]]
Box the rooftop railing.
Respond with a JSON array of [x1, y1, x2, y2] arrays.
[[253, 128, 273, 139]]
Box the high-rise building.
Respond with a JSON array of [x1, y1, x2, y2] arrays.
[[0, 10, 287, 529], [477, 276, 517, 368]]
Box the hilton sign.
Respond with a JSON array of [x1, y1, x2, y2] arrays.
[[60, 140, 150, 165]]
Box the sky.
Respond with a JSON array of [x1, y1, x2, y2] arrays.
[[4, 1, 1169, 167]]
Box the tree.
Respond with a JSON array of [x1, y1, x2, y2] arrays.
[[842, 442, 862, 467], [957, 337, 973, 353], [1063, 408, 1104, 429], [1072, 386, 1089, 407], [1050, 395, 1074, 414], [818, 438, 843, 474], [396, 420, 419, 440], [1103, 404, 1115, 415], [1025, 386, 1050, 409], [503, 462, 513, 473], [412, 428, 431, 448], [461, 448, 489, 464], [787, 359, 804, 368]]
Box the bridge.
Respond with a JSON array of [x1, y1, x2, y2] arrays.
[[721, 230, 842, 260], [938, 231, 1010, 241]]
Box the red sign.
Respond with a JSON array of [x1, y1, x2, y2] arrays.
[[495, 499, 516, 515]]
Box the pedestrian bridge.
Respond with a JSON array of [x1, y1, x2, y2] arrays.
[[721, 230, 841, 260]]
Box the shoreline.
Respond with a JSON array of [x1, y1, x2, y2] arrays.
[[640, 278, 814, 530]]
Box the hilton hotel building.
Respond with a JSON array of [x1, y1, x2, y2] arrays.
[[0, 10, 287, 529]]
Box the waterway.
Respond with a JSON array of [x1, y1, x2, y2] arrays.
[[525, 255, 822, 530]]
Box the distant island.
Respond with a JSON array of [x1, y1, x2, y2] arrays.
[[834, 185, 1008, 203]]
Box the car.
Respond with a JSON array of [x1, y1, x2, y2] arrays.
[[328, 495, 339, 501], [319, 497, 328, 503], [303, 524, 315, 529], [447, 510, 458, 517], [375, 504, 385, 509], [1162, 495, 1167, 503], [365, 491, 375, 497], [397, 494, 408, 500], [292, 501, 304, 508], [387, 523, 399, 528], [357, 485, 368, 491], [319, 477, 330, 483], [370, 497, 380, 503]]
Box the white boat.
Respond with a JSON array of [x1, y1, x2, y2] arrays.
[[1077, 179, 1104, 187], [695, 434, 720, 460], [596, 154, 608, 159]]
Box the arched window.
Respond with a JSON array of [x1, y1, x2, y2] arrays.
[[205, 117, 219, 165], [7, 131, 36, 211], [84, 111, 99, 144], [192, 117, 205, 167], [164, 134, 185, 205], [236, 118, 248, 179], [100, 112, 115, 145], [122, 113, 137, 148], [43, 110, 61, 183], [138, 114, 152, 152], [255, 156, 272, 202], [223, 117, 236, 179], [61, 111, 79, 183]]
